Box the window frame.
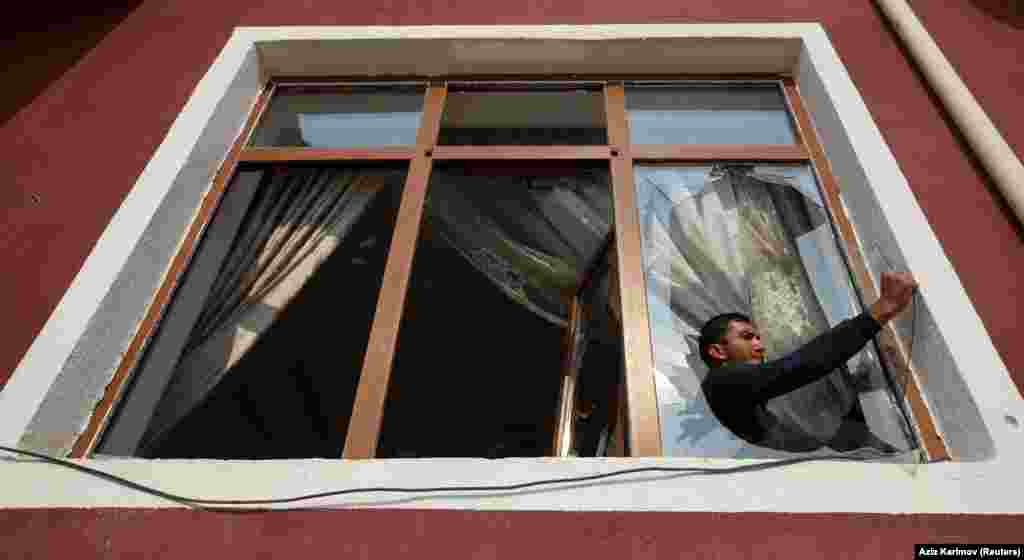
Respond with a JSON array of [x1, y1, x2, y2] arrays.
[[68, 76, 945, 461]]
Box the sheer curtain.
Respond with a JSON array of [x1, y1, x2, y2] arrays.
[[140, 167, 393, 452], [636, 164, 910, 458], [422, 168, 614, 327]]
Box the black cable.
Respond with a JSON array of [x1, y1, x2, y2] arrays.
[[0, 444, 931, 512], [0, 236, 929, 513], [1, 444, 201, 510]]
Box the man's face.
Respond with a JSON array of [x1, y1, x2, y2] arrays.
[[708, 320, 766, 365]]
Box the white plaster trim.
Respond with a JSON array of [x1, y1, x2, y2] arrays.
[[239, 23, 816, 39], [798, 28, 1023, 460], [1, 24, 1021, 514], [0, 33, 258, 449], [0, 455, 1015, 513]]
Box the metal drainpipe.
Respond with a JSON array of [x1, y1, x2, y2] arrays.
[[874, 0, 1024, 226]]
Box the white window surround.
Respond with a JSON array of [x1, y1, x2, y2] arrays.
[[1, 24, 1021, 513]]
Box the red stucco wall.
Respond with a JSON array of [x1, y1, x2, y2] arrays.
[[915, 0, 1023, 158], [3, 0, 1024, 551], [1, 5, 143, 127], [3, 508, 1023, 558]]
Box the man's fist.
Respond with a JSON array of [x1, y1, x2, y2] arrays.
[[870, 271, 918, 324], [880, 271, 917, 308]]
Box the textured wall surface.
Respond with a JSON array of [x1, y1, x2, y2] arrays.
[[2, 508, 1024, 558], [2, 0, 1023, 550], [1, 4, 143, 127]]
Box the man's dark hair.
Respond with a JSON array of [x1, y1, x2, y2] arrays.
[[699, 312, 752, 368]]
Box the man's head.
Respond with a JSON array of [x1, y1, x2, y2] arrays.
[[699, 313, 766, 368]]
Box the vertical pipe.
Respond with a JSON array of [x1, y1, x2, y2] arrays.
[[874, 0, 1024, 225]]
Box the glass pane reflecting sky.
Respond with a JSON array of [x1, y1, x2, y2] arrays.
[[626, 85, 797, 145], [251, 89, 424, 148], [439, 90, 607, 145]]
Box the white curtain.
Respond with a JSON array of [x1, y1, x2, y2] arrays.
[[422, 169, 613, 327], [140, 167, 390, 452], [636, 164, 904, 458]]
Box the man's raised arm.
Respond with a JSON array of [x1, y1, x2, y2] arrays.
[[707, 272, 917, 402]]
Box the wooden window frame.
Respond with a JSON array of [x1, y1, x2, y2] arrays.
[[71, 76, 949, 461]]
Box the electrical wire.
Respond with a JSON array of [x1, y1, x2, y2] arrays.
[[0, 244, 929, 513], [0, 444, 931, 513]]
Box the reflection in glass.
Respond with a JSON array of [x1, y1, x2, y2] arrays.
[[439, 89, 608, 145], [626, 85, 797, 145], [377, 165, 613, 458], [250, 89, 424, 148], [634, 164, 915, 459]]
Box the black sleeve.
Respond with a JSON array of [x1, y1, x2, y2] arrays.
[[705, 311, 883, 403]]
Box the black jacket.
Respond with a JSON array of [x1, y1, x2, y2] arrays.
[[701, 312, 882, 451]]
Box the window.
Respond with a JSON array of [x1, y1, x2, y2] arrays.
[[100, 164, 411, 458], [5, 25, 1008, 514], [84, 78, 942, 461], [635, 163, 914, 458]]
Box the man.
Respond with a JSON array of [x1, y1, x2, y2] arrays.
[[700, 271, 917, 453]]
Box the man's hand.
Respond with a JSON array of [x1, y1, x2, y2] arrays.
[[869, 271, 918, 324]]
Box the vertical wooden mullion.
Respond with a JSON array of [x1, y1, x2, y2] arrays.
[[342, 84, 447, 459], [782, 78, 949, 460], [603, 83, 662, 456], [552, 297, 583, 457]]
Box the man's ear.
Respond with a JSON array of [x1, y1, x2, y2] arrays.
[[707, 343, 728, 362]]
